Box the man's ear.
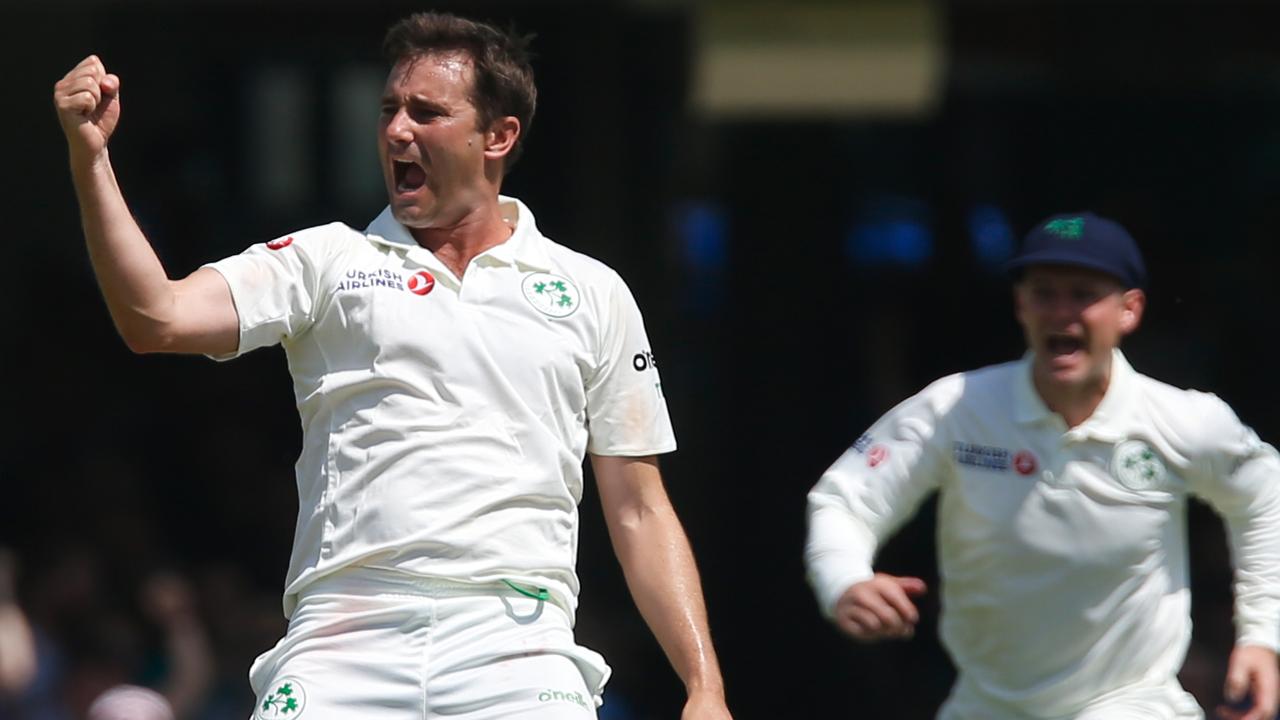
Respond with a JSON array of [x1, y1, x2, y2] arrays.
[[483, 116, 520, 161], [1120, 288, 1146, 335]]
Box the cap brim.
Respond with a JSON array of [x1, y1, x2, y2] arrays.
[[1004, 250, 1135, 287]]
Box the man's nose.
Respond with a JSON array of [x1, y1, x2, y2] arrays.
[[1045, 295, 1078, 322], [384, 109, 412, 143]]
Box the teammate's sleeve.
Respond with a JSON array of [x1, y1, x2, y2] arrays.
[[199, 224, 342, 360], [583, 271, 676, 457], [805, 385, 951, 617], [1187, 394, 1280, 651]]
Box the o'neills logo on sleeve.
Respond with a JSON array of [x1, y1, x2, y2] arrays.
[[850, 433, 873, 454], [335, 268, 435, 296]]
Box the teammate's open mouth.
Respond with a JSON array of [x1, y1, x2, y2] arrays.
[[394, 159, 427, 193], [1047, 334, 1085, 356]]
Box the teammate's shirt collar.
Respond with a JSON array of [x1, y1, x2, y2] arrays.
[[1012, 348, 1136, 441], [364, 195, 554, 272]]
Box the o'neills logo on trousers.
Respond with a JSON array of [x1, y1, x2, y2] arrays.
[[335, 269, 435, 296], [538, 688, 589, 708]]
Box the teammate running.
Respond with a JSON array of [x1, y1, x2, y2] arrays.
[[806, 212, 1280, 720]]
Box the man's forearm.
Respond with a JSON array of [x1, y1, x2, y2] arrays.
[[805, 500, 879, 617], [71, 151, 180, 351], [609, 499, 725, 695]]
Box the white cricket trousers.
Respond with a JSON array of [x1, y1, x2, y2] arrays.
[[938, 675, 1203, 720], [248, 568, 610, 719]]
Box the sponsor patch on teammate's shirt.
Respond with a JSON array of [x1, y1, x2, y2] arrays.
[[953, 441, 1012, 471]]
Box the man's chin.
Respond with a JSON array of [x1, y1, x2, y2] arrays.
[[390, 203, 436, 228], [1036, 352, 1091, 384]]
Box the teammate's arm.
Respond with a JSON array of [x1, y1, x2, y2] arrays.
[[53, 56, 238, 356], [805, 385, 950, 643], [1188, 398, 1280, 720], [808, 463, 933, 643], [591, 454, 731, 720]]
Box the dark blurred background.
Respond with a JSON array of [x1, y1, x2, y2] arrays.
[[6, 0, 1280, 717]]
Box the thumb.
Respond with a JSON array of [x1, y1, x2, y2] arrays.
[[101, 73, 120, 97], [1224, 658, 1250, 703], [894, 576, 928, 597]]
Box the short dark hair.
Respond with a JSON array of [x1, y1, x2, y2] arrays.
[[383, 12, 537, 171]]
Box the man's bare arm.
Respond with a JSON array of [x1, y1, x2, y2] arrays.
[[591, 454, 731, 720], [54, 55, 238, 355]]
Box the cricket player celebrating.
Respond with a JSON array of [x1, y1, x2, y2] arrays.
[[53, 12, 731, 719], [806, 213, 1280, 720]]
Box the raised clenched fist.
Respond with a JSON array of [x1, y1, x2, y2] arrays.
[[53, 55, 121, 163]]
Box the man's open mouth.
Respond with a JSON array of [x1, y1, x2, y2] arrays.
[[393, 159, 427, 192], [1046, 334, 1085, 356]]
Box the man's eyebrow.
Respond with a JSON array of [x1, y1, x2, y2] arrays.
[[381, 93, 451, 113], [407, 94, 450, 111]]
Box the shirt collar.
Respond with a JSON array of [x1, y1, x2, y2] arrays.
[[363, 195, 555, 273], [1012, 352, 1054, 426], [1081, 349, 1136, 440], [1012, 348, 1136, 440], [481, 196, 555, 272]]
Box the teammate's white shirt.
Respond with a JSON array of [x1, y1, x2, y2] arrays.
[[206, 196, 675, 619], [806, 351, 1280, 718]]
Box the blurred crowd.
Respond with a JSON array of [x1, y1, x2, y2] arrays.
[[0, 546, 283, 720]]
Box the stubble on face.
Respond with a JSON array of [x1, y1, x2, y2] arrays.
[[378, 52, 488, 231]]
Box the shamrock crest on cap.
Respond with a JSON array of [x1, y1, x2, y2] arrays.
[[1042, 217, 1085, 240]]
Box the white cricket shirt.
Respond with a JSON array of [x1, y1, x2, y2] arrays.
[[806, 351, 1280, 718], [206, 196, 675, 618]]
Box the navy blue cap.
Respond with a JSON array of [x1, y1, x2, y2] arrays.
[[1005, 212, 1147, 288]]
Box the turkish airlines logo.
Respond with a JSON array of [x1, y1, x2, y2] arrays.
[[334, 268, 433, 296], [407, 271, 435, 296], [1013, 451, 1038, 476], [266, 236, 294, 250], [867, 445, 889, 468]]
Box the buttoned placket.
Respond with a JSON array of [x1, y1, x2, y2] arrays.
[[1032, 419, 1118, 491], [1062, 360, 1135, 490], [1044, 427, 1083, 489], [458, 254, 517, 303]]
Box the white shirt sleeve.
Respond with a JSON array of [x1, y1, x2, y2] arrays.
[[1187, 393, 1280, 651], [201, 224, 344, 360], [805, 381, 953, 617], [583, 271, 676, 457]]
